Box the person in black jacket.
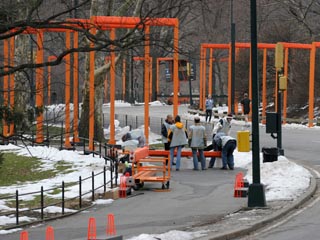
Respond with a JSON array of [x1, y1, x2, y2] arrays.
[[161, 114, 173, 150], [241, 93, 251, 125]]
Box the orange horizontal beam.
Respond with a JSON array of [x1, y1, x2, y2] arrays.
[[148, 149, 222, 157], [280, 42, 311, 49], [133, 56, 145, 61], [158, 57, 173, 61], [202, 42, 276, 50]]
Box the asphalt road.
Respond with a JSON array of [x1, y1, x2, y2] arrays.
[[104, 105, 320, 240], [2, 105, 320, 240]]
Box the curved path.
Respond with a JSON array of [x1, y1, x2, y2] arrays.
[[2, 105, 320, 240]]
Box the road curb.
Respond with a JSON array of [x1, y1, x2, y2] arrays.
[[202, 165, 317, 240]]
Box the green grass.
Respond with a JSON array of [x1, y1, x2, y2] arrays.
[[0, 153, 74, 187]]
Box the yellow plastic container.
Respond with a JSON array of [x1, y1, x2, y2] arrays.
[[237, 131, 250, 152]]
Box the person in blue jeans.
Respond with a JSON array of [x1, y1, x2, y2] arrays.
[[220, 135, 237, 170], [188, 117, 207, 170], [167, 115, 188, 171], [205, 95, 214, 122]]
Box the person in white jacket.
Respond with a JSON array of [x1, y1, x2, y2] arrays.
[[214, 133, 237, 170], [188, 117, 207, 170], [208, 114, 233, 168]]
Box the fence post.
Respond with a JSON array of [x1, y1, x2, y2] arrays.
[[92, 171, 95, 202], [104, 143, 107, 158], [62, 181, 65, 215], [136, 115, 138, 128], [79, 176, 82, 209], [41, 186, 44, 220], [104, 166, 106, 193], [110, 159, 113, 189], [125, 114, 128, 126], [115, 160, 118, 186], [15, 190, 19, 225], [31, 131, 34, 146], [99, 142, 102, 158]]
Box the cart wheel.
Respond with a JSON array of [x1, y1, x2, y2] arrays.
[[166, 181, 170, 189], [133, 182, 144, 190]]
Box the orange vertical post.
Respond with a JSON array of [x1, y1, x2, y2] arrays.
[[262, 48, 267, 124], [89, 21, 96, 150], [156, 58, 160, 94], [144, 25, 150, 144], [308, 42, 316, 127], [73, 31, 80, 142], [36, 31, 44, 143], [199, 47, 203, 110], [283, 47, 289, 124], [9, 37, 15, 135], [173, 21, 179, 117], [203, 48, 207, 107], [3, 39, 9, 137], [109, 28, 116, 144], [208, 48, 213, 96], [228, 44, 232, 113], [64, 30, 71, 148], [122, 59, 126, 101]]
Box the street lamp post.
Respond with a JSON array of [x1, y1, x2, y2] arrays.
[[248, 0, 266, 208]]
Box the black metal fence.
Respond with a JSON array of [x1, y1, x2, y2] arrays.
[[0, 141, 122, 230]]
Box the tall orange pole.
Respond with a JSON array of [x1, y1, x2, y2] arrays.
[[109, 28, 116, 144], [173, 21, 179, 117], [122, 59, 126, 101], [199, 47, 203, 110], [208, 48, 213, 96], [283, 47, 289, 124], [3, 39, 9, 137], [64, 30, 71, 148], [36, 31, 44, 143], [144, 25, 150, 144], [89, 21, 96, 150], [156, 58, 160, 94], [262, 48, 267, 124], [73, 31, 80, 142], [228, 44, 232, 113], [9, 37, 15, 135], [203, 48, 207, 106], [308, 42, 316, 127]]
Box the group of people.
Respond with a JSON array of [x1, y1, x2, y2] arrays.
[[161, 113, 237, 171], [121, 92, 251, 171], [205, 93, 251, 126]]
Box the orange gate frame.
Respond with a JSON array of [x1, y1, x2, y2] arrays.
[[200, 42, 317, 127], [71, 16, 179, 149], [2, 27, 81, 147], [2, 16, 179, 149]]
